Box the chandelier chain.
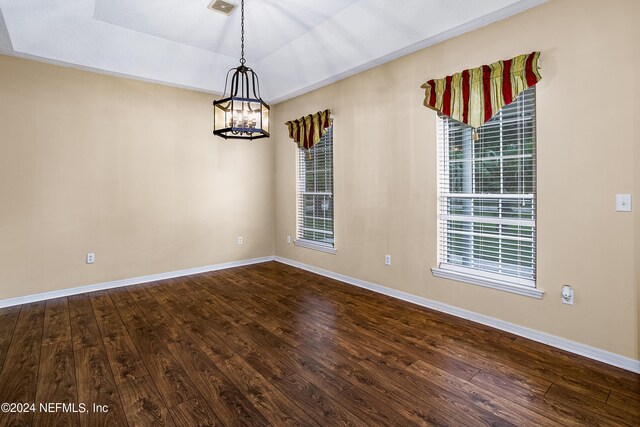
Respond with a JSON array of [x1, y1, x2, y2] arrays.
[[240, 0, 245, 65]]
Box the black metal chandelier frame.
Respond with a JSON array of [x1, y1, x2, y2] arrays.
[[213, 0, 270, 140]]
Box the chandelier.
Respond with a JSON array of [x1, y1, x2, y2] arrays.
[[213, 0, 270, 140]]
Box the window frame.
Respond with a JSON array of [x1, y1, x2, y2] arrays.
[[432, 88, 543, 298], [294, 121, 336, 254]]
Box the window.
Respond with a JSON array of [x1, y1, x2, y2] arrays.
[[295, 123, 335, 253], [433, 87, 542, 298]]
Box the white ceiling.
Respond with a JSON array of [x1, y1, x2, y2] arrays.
[[0, 0, 547, 103]]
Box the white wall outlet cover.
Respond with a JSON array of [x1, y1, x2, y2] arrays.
[[237, 237, 243, 245], [616, 194, 632, 212], [561, 285, 574, 305], [385, 255, 391, 266], [287, 235, 291, 244], [86, 253, 95, 264]]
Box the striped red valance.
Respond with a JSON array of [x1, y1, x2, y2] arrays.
[[285, 109, 331, 150], [421, 52, 541, 129]]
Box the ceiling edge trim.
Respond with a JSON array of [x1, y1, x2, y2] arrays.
[[0, 50, 222, 96], [270, 0, 549, 105]]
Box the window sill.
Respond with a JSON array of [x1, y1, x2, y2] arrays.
[[431, 267, 544, 299], [294, 239, 337, 254]]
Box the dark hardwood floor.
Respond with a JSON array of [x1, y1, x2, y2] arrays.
[[0, 261, 638, 426]]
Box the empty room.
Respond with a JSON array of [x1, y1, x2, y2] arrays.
[[0, 0, 638, 425]]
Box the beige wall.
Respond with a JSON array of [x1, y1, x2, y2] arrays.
[[0, 55, 274, 300], [274, 0, 639, 360], [635, 19, 640, 362], [1, 0, 637, 362]]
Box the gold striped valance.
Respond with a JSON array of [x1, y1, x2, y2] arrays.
[[285, 109, 331, 150], [421, 52, 541, 129]]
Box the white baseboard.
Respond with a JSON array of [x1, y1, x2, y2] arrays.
[[3, 254, 637, 374], [274, 256, 640, 374], [0, 256, 275, 308]]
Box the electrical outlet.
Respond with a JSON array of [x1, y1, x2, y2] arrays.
[[237, 236, 243, 245], [86, 253, 95, 264], [561, 285, 574, 305], [287, 235, 291, 244], [385, 254, 391, 266], [616, 194, 632, 212]]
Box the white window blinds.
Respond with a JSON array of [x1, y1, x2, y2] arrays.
[[437, 87, 536, 287], [297, 124, 334, 248]]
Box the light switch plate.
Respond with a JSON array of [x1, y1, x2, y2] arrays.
[[616, 194, 632, 212]]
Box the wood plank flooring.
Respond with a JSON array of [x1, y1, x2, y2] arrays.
[[0, 261, 638, 426]]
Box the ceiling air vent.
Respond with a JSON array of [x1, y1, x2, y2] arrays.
[[207, 0, 237, 15]]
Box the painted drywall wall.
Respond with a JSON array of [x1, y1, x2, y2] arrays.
[[274, 0, 639, 360], [0, 55, 274, 300], [635, 40, 640, 363]]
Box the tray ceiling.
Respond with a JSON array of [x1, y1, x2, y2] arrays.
[[0, 0, 547, 103]]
